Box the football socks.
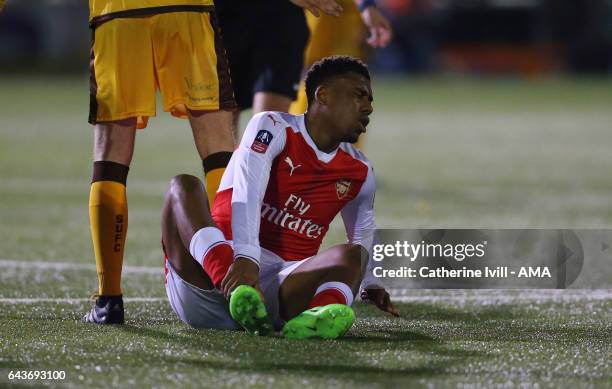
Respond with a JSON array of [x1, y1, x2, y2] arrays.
[[189, 227, 233, 289], [89, 161, 129, 296], [202, 151, 232, 207], [307, 281, 353, 309]]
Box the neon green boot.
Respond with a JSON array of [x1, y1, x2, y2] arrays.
[[229, 285, 273, 336], [282, 304, 355, 340]]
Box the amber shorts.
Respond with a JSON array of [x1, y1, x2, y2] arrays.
[[89, 10, 235, 129]]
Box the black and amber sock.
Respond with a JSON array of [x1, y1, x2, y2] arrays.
[[89, 161, 129, 297], [202, 151, 232, 207]]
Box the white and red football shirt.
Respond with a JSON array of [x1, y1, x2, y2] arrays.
[[211, 111, 382, 289]]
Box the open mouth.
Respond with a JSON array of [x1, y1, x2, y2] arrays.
[[358, 118, 370, 133]]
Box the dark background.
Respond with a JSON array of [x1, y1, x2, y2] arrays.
[[1, 0, 611, 75]]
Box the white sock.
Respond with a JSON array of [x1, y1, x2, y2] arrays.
[[315, 281, 354, 306], [188, 227, 227, 266]]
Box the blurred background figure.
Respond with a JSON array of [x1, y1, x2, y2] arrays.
[[214, 0, 344, 139]]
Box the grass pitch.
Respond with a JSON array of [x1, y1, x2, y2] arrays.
[[1, 75, 611, 388]]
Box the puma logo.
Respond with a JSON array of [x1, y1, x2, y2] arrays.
[[284, 156, 302, 176], [268, 114, 280, 126]]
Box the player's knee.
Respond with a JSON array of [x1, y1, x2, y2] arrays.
[[168, 174, 202, 200], [337, 244, 367, 278]]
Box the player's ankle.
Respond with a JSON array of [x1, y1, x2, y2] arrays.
[[307, 281, 354, 309]]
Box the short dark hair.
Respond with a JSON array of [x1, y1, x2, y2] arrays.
[[304, 55, 370, 105]]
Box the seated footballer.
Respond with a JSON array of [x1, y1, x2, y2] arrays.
[[161, 56, 399, 339]]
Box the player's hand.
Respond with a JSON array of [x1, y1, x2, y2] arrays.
[[361, 287, 400, 317], [221, 257, 260, 299], [360, 6, 393, 48], [290, 0, 343, 17]]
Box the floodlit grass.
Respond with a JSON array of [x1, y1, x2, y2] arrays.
[[1, 286, 610, 388]]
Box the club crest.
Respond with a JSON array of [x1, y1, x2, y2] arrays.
[[335, 179, 352, 199]]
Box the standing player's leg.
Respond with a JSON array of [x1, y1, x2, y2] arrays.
[[188, 12, 237, 207], [188, 109, 235, 208], [213, 2, 253, 142], [278, 244, 367, 339], [252, 92, 294, 114], [150, 11, 236, 207], [85, 15, 157, 324], [188, 12, 236, 206], [85, 119, 136, 324], [250, 3, 309, 115]]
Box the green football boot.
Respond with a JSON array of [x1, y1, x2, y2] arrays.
[[229, 285, 273, 336], [282, 304, 355, 340]]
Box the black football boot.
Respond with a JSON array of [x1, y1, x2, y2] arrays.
[[83, 295, 124, 324]]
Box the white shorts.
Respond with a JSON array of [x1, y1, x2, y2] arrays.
[[165, 245, 306, 331]]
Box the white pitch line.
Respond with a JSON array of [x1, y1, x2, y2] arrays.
[[387, 289, 612, 302], [389, 294, 612, 303], [0, 258, 161, 274], [1, 259, 611, 304], [0, 297, 167, 304], [2, 292, 610, 305]]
